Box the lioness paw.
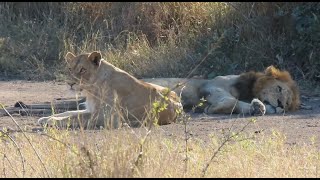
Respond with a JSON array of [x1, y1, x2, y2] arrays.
[[38, 116, 70, 128], [250, 98, 266, 116], [37, 117, 52, 127]]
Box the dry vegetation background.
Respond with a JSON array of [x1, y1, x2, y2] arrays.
[[0, 2, 319, 84], [0, 2, 320, 178]]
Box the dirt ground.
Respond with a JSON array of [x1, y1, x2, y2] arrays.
[[0, 80, 319, 148]]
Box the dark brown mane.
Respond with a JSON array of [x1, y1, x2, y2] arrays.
[[232, 71, 264, 102]]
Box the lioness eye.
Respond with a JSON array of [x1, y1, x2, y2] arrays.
[[80, 67, 86, 74]]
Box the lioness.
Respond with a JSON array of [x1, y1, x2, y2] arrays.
[[142, 66, 300, 115], [38, 51, 182, 129]]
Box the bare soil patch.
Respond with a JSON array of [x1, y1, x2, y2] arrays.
[[0, 80, 319, 148]]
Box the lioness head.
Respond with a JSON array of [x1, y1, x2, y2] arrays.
[[253, 66, 300, 112], [65, 51, 102, 90]]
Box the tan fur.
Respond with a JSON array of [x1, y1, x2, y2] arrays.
[[38, 51, 182, 129], [142, 66, 300, 115]]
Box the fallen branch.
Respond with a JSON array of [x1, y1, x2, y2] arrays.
[[0, 96, 86, 117]]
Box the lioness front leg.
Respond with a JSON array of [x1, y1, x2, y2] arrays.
[[95, 105, 122, 129], [38, 109, 91, 129]]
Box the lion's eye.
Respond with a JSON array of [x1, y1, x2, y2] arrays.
[[277, 85, 282, 92]]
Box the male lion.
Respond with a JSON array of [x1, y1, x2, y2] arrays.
[[38, 51, 182, 129], [142, 66, 300, 115]]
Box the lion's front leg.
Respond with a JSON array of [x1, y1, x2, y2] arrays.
[[203, 97, 246, 114], [204, 97, 266, 115], [37, 109, 91, 129]]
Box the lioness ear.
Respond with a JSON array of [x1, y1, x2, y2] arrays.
[[265, 65, 292, 81], [88, 51, 102, 66], [65, 52, 76, 63]]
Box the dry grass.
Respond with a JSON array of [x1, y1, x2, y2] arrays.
[[0, 2, 319, 83], [0, 126, 319, 178]]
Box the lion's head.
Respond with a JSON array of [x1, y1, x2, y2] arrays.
[[253, 66, 300, 112], [234, 65, 300, 113], [65, 51, 102, 90]]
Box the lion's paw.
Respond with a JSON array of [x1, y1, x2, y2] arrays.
[[250, 98, 266, 116]]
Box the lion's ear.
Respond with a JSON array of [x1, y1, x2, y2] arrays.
[[264, 65, 278, 76], [265, 65, 292, 81], [88, 51, 102, 66], [65, 52, 76, 63]]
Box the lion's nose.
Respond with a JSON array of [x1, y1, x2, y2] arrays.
[[68, 82, 76, 90], [277, 99, 284, 108]]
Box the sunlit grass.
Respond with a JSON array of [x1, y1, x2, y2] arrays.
[[0, 126, 319, 178]]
